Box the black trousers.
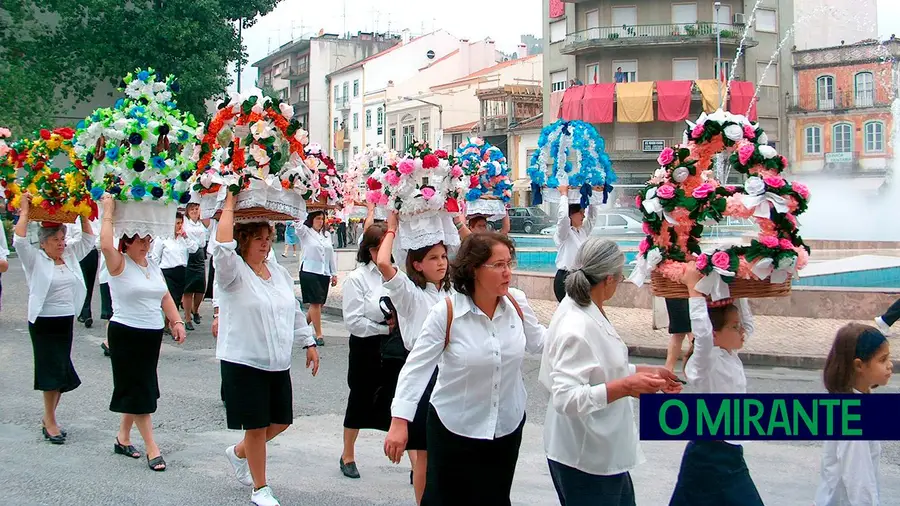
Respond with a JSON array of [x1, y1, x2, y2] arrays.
[[548, 459, 636, 506], [668, 441, 763, 506], [205, 256, 215, 300], [554, 269, 569, 303], [880, 298, 900, 326], [78, 249, 99, 320]]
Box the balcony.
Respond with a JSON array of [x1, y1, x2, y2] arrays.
[[787, 91, 892, 114], [335, 96, 350, 111], [285, 62, 310, 81], [292, 96, 310, 111], [560, 23, 756, 56], [608, 137, 682, 160]]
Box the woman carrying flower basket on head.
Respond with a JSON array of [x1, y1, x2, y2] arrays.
[[553, 184, 601, 302], [182, 202, 210, 331], [297, 210, 337, 347], [14, 193, 95, 445]]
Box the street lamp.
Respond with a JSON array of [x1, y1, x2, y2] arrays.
[[715, 2, 722, 109], [399, 96, 443, 145]]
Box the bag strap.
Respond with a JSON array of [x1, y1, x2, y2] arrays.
[[506, 293, 525, 323], [444, 296, 453, 349]]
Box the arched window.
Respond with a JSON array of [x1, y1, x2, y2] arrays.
[[365, 109, 372, 128], [377, 107, 384, 127], [855, 72, 875, 107], [864, 121, 884, 153], [832, 123, 853, 153], [816, 75, 834, 110], [804, 126, 822, 155]]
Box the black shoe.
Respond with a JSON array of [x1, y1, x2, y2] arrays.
[[42, 421, 67, 438], [77, 315, 86, 324], [101, 343, 111, 357], [340, 458, 360, 479], [42, 427, 65, 445], [193, 314, 201, 324], [83, 318, 93, 328], [185, 321, 195, 331]]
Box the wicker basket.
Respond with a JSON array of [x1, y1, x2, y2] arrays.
[[29, 207, 80, 224], [650, 270, 792, 299], [213, 207, 297, 222]]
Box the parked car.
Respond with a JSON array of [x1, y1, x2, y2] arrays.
[[539, 212, 643, 236], [497, 207, 553, 234]]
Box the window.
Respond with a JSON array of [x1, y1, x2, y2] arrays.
[[352, 113, 359, 130], [585, 64, 600, 85], [715, 4, 732, 26], [421, 121, 429, 143], [452, 134, 464, 147], [672, 58, 699, 81], [333, 119, 339, 134], [756, 62, 777, 86], [607, 215, 628, 226], [353, 146, 359, 156], [865, 121, 884, 152], [804, 126, 822, 155], [377, 107, 384, 126], [389, 128, 397, 150], [612, 6, 637, 34], [671, 3, 698, 34], [342, 82, 349, 99], [855, 72, 875, 107], [333, 84, 339, 99], [550, 20, 566, 44], [832, 123, 853, 153], [353, 79, 359, 97], [402, 125, 416, 148], [586, 10, 599, 40], [714, 59, 732, 81], [550, 70, 568, 92], [817, 75, 835, 110], [755, 9, 777, 32], [298, 85, 309, 102], [279, 88, 288, 100], [612, 60, 637, 82], [759, 117, 780, 142], [366, 109, 372, 128]]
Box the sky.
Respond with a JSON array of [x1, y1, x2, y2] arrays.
[[231, 0, 900, 92]]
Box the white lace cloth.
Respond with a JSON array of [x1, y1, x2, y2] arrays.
[[465, 199, 506, 221], [398, 211, 460, 251], [113, 201, 178, 240], [198, 179, 308, 220]]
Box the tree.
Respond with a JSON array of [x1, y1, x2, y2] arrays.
[[0, 0, 283, 132]]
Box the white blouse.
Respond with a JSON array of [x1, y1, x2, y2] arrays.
[[213, 239, 315, 371], [539, 297, 644, 476], [297, 223, 337, 276], [109, 255, 167, 330], [382, 269, 450, 351], [183, 218, 209, 249], [814, 434, 881, 505], [14, 231, 95, 323], [391, 289, 546, 440], [685, 297, 754, 394], [151, 235, 199, 269], [66, 217, 101, 250], [40, 265, 79, 317], [554, 194, 600, 270], [342, 262, 389, 338]]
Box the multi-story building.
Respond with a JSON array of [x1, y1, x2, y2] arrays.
[[792, 0, 877, 51], [786, 38, 899, 186], [251, 31, 401, 152], [542, 0, 795, 187]]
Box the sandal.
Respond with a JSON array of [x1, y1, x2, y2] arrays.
[[147, 454, 167, 472], [114, 438, 141, 459], [101, 342, 111, 357]]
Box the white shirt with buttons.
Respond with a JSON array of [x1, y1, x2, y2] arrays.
[[391, 289, 546, 440], [553, 194, 600, 270], [297, 223, 337, 276], [342, 261, 389, 338], [814, 424, 881, 505], [382, 269, 451, 351], [150, 235, 199, 270]]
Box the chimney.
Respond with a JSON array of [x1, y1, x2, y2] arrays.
[[517, 44, 528, 58], [401, 29, 411, 44], [459, 39, 471, 76]]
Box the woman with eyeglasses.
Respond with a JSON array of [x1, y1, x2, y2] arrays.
[[14, 194, 95, 445], [384, 232, 546, 505]]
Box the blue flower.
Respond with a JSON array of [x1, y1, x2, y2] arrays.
[[177, 130, 189, 142], [170, 81, 181, 93], [136, 116, 148, 127], [128, 106, 145, 118], [151, 156, 166, 170], [106, 146, 120, 161], [129, 133, 143, 145], [90, 186, 105, 201], [115, 98, 125, 110], [131, 185, 147, 199], [178, 192, 191, 204], [137, 70, 150, 82], [76, 120, 85, 130], [166, 101, 177, 109], [150, 186, 165, 199], [466, 189, 483, 201]]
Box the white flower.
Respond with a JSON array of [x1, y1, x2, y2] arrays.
[[758, 145, 777, 159], [200, 173, 213, 188], [279, 102, 294, 119], [673, 167, 690, 183], [724, 124, 744, 142], [758, 132, 769, 146], [744, 176, 766, 196], [708, 109, 727, 123], [294, 128, 309, 145], [654, 168, 668, 180], [249, 144, 270, 166], [777, 255, 797, 271], [250, 120, 273, 140], [251, 102, 265, 115], [700, 170, 713, 181], [646, 247, 663, 267]]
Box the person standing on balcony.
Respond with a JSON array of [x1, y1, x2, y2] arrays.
[[552, 185, 600, 303], [615, 67, 627, 83]]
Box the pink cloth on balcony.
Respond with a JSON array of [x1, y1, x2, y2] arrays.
[[549, 90, 566, 121], [729, 81, 758, 121], [561, 86, 585, 121], [656, 81, 693, 122], [549, 0, 565, 18], [581, 84, 615, 124]]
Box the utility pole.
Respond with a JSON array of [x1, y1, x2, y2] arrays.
[[715, 2, 722, 109], [237, 18, 243, 93]]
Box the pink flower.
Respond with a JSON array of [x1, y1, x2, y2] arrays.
[[421, 187, 436, 200], [398, 159, 415, 175], [711, 251, 731, 270], [657, 147, 676, 166], [796, 247, 810, 270], [0, 127, 10, 138], [779, 155, 789, 168], [725, 185, 738, 193], [738, 143, 756, 165], [642, 222, 652, 235], [656, 184, 676, 199], [791, 181, 810, 199], [691, 124, 705, 138], [384, 170, 401, 186], [786, 213, 798, 228], [0, 144, 8, 157], [639, 238, 650, 255], [635, 194, 643, 208], [763, 176, 785, 189], [759, 235, 779, 248], [695, 254, 709, 271], [691, 183, 716, 199], [743, 125, 756, 140], [365, 190, 383, 203], [451, 165, 463, 178], [780, 238, 795, 250]]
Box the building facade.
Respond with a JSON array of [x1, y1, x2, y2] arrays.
[[251, 32, 400, 153], [792, 0, 877, 51]]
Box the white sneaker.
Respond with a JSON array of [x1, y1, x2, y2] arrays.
[[874, 317, 893, 336], [251, 486, 280, 506], [225, 445, 253, 487]]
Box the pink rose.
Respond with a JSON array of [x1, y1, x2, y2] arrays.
[[711, 251, 731, 270], [791, 181, 810, 199], [422, 154, 439, 169], [365, 190, 383, 203], [451, 165, 463, 178], [384, 170, 401, 186], [779, 238, 795, 250], [759, 235, 779, 248], [786, 213, 798, 228], [726, 185, 738, 193], [692, 183, 716, 199], [780, 155, 789, 168], [0, 144, 8, 157], [635, 194, 643, 208], [695, 254, 709, 271], [656, 184, 676, 199], [421, 187, 436, 200], [639, 238, 650, 255], [642, 222, 652, 235], [763, 176, 785, 189], [0, 127, 10, 138], [398, 159, 415, 175], [657, 147, 675, 166], [691, 124, 705, 138], [743, 125, 756, 140], [738, 143, 756, 165]]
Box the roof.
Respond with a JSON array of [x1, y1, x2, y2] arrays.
[[420, 49, 459, 70], [432, 54, 540, 90], [326, 30, 442, 79], [444, 121, 479, 134]]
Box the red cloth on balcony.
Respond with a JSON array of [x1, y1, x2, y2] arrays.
[[581, 84, 615, 123], [549, 90, 565, 121], [561, 86, 585, 121], [656, 81, 693, 122], [729, 81, 758, 121], [549, 0, 564, 18]]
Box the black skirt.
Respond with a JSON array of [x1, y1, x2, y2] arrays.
[[665, 298, 692, 334], [29, 316, 81, 393], [184, 249, 207, 294], [220, 360, 293, 430], [407, 368, 438, 451], [376, 357, 405, 424], [421, 406, 525, 506], [668, 441, 763, 506], [344, 334, 391, 431], [300, 268, 330, 304], [554, 269, 569, 303], [161, 265, 186, 306], [108, 321, 163, 415], [100, 282, 113, 320], [548, 459, 636, 506], [204, 256, 215, 299]]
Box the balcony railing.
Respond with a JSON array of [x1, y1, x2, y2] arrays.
[[335, 96, 350, 110], [286, 62, 310, 81], [292, 97, 310, 109], [787, 90, 892, 113], [561, 23, 755, 55]]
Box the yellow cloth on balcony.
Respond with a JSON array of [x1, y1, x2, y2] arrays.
[[695, 79, 723, 113], [334, 128, 345, 150], [615, 82, 654, 123]]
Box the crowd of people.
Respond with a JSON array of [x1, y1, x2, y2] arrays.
[[2, 191, 895, 506]]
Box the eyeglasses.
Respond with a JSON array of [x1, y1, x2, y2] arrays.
[[482, 260, 517, 271]]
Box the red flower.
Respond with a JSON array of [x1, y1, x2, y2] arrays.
[[444, 198, 460, 213], [422, 154, 439, 169], [39, 129, 51, 140], [434, 150, 448, 158], [470, 175, 480, 188], [366, 177, 382, 190], [49, 172, 61, 182], [54, 127, 75, 140]]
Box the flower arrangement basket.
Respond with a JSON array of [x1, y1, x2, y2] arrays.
[[456, 138, 512, 220], [650, 271, 792, 299], [29, 207, 80, 224]]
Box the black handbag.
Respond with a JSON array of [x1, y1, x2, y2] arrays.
[[378, 296, 408, 361]]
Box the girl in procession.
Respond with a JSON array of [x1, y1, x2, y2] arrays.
[[15, 193, 95, 444], [297, 210, 337, 346], [151, 211, 199, 333], [384, 232, 547, 506], [552, 185, 601, 302], [214, 192, 320, 506], [181, 202, 209, 331], [668, 265, 764, 506], [100, 195, 187, 471]]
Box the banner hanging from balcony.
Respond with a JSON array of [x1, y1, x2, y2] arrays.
[[728, 81, 758, 121], [549, 0, 564, 18], [616, 82, 654, 123], [656, 81, 693, 122], [582, 84, 615, 124], [561, 86, 585, 121], [696, 79, 723, 113]]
